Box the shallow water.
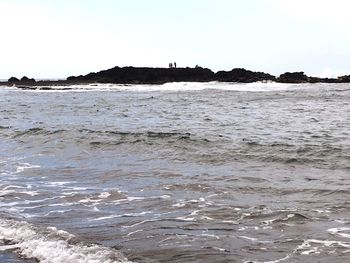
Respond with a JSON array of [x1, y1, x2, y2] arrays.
[[0, 82, 350, 262]]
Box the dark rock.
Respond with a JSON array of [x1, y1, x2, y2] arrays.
[[277, 72, 309, 83], [8, 77, 20, 83], [67, 67, 215, 84], [337, 75, 350, 83], [20, 76, 36, 83], [23, 66, 350, 86], [65, 66, 350, 85], [215, 68, 276, 83], [308, 77, 339, 83]]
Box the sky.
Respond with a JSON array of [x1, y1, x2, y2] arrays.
[[1, 0, 350, 79]]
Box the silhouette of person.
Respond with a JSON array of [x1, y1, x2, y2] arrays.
[[174, 62, 177, 68]]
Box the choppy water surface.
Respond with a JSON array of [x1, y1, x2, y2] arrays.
[[0, 82, 350, 263]]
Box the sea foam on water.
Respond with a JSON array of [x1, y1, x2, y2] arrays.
[[0, 218, 132, 263]]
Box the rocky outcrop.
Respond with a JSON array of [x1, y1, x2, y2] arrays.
[[8, 77, 20, 83], [3, 67, 350, 87], [20, 76, 36, 84], [7, 76, 36, 84], [277, 72, 350, 83], [337, 75, 350, 83], [67, 66, 215, 84], [277, 72, 309, 83], [215, 68, 276, 82], [308, 77, 339, 83]]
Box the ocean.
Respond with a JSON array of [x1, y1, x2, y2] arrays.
[[0, 82, 349, 262]]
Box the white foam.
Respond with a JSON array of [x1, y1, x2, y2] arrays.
[[244, 254, 291, 263], [42, 210, 71, 217], [296, 238, 350, 255], [79, 192, 132, 205], [92, 214, 121, 221], [69, 187, 88, 191], [328, 227, 350, 239], [202, 246, 228, 252], [79, 197, 102, 204], [175, 216, 196, 222], [98, 192, 111, 199], [0, 218, 133, 263], [126, 229, 143, 237], [126, 81, 302, 92], [92, 211, 152, 221], [48, 181, 72, 186], [18, 81, 319, 93], [2, 185, 27, 190], [240, 235, 258, 242], [127, 196, 144, 201], [200, 231, 220, 240], [19, 191, 39, 196], [0, 187, 39, 197], [16, 163, 40, 173], [171, 197, 209, 208], [245, 236, 350, 263], [122, 220, 149, 228], [239, 236, 272, 244]]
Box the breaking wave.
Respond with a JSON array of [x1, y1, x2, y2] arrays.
[[4, 82, 312, 92], [0, 217, 132, 263]]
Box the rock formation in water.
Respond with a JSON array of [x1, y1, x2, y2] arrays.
[[276, 72, 348, 83], [337, 75, 350, 83], [67, 66, 215, 84], [3, 66, 350, 87], [7, 76, 36, 84], [67, 67, 279, 84], [20, 76, 36, 84], [8, 77, 20, 83], [277, 72, 310, 83], [215, 68, 276, 82]]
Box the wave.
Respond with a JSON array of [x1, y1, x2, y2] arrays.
[[81, 129, 191, 138], [6, 81, 320, 93], [8, 127, 350, 168], [0, 217, 132, 263], [12, 128, 66, 137], [11, 128, 200, 146], [11, 128, 190, 137], [237, 140, 350, 168]]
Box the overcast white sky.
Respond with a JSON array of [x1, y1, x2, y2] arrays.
[[1, 0, 350, 79]]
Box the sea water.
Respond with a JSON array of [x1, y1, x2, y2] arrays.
[[0, 82, 349, 262]]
